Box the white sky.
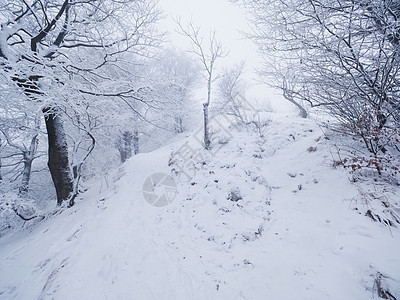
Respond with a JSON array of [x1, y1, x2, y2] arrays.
[[158, 0, 259, 77], [157, 0, 289, 112]]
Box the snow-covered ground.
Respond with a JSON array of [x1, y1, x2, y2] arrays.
[[0, 111, 399, 299]]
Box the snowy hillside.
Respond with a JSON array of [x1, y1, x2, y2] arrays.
[[0, 112, 399, 300]]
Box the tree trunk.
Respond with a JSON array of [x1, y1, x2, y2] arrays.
[[133, 130, 139, 155], [203, 103, 210, 150], [118, 131, 133, 163], [43, 107, 74, 205], [19, 156, 33, 197], [174, 117, 184, 133], [296, 102, 308, 118], [203, 73, 212, 150], [0, 140, 2, 181], [282, 88, 308, 118], [18, 131, 38, 197]]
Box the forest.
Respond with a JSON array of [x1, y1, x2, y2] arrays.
[[0, 1, 399, 299]]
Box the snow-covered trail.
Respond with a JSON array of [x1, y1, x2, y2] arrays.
[[0, 113, 399, 300], [259, 116, 400, 299]]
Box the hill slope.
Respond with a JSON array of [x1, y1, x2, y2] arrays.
[[0, 112, 399, 300]]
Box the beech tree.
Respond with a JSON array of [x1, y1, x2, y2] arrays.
[[0, 77, 45, 197], [0, 115, 41, 197], [117, 131, 135, 163], [177, 20, 227, 150], [149, 48, 200, 133], [217, 62, 249, 122], [0, 0, 162, 205], [240, 0, 400, 175]]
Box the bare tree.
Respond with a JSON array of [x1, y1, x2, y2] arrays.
[[176, 20, 227, 150], [217, 62, 271, 136], [0, 139, 2, 182], [149, 48, 200, 134], [217, 62, 249, 122], [281, 77, 308, 119], [117, 131, 134, 163], [0, 112, 43, 197], [0, 0, 162, 205], [241, 0, 400, 174]]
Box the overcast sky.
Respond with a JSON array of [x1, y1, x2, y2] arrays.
[[157, 0, 288, 112], [158, 0, 258, 74]]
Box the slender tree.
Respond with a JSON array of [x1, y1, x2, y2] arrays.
[[176, 20, 227, 150], [149, 48, 200, 133], [0, 0, 162, 205], [0, 118, 40, 197], [240, 0, 400, 173]]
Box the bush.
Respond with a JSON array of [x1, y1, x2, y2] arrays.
[[0, 193, 41, 235]]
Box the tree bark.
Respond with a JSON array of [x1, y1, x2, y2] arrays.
[[203, 103, 210, 150], [18, 128, 39, 197], [203, 73, 212, 150], [118, 131, 133, 163], [0, 139, 2, 181], [294, 101, 308, 118], [43, 108, 74, 205], [174, 117, 184, 133], [133, 130, 139, 155], [282, 85, 308, 118], [19, 157, 33, 197]]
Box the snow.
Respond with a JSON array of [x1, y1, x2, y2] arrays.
[[0, 22, 21, 62], [0, 111, 399, 299]]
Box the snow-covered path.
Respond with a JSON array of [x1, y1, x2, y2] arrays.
[[0, 113, 399, 299]]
